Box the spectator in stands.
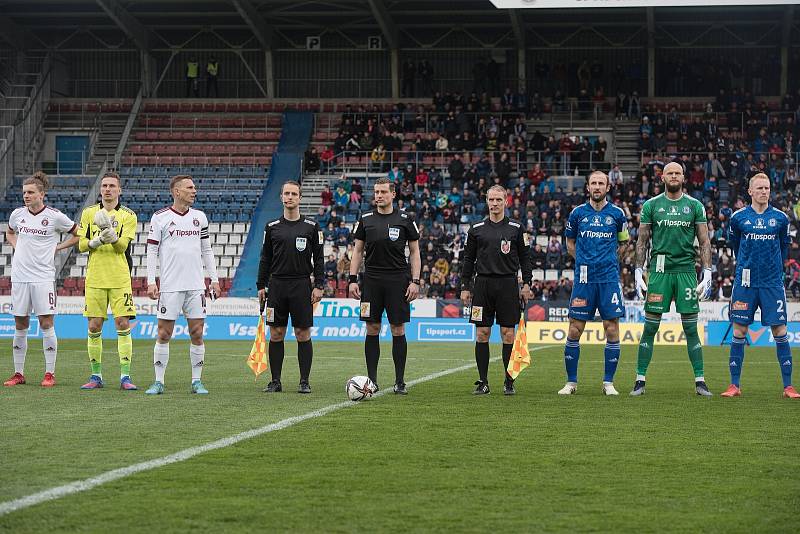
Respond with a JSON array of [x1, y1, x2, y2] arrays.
[[186, 57, 199, 97], [531, 244, 546, 270], [419, 59, 434, 95], [402, 58, 416, 97], [321, 146, 336, 174], [370, 144, 386, 172], [305, 147, 321, 173], [320, 184, 333, 211], [609, 163, 623, 187], [487, 57, 501, 96], [558, 132, 574, 175], [334, 186, 349, 210], [324, 254, 337, 280], [546, 237, 562, 269], [206, 56, 219, 97], [317, 207, 330, 227]]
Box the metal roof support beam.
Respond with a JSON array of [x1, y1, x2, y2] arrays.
[[366, 0, 399, 98], [230, 0, 274, 97], [94, 0, 153, 52], [231, 0, 274, 51], [509, 9, 526, 90], [0, 15, 42, 51], [780, 4, 794, 96], [646, 7, 655, 97]]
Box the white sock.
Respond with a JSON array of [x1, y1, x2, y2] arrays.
[[41, 327, 57, 374], [13, 328, 28, 374], [154, 342, 170, 383], [695, 376, 705, 383], [636, 374, 646, 382], [190, 344, 205, 382]]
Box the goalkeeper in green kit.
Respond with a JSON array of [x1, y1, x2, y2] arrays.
[[632, 161, 714, 396]]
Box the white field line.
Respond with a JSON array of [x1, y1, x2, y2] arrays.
[[0, 345, 554, 517]]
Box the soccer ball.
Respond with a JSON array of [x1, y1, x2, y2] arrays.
[[346, 376, 376, 401]]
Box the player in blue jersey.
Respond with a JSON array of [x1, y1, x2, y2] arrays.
[[559, 171, 630, 396], [723, 173, 799, 398]]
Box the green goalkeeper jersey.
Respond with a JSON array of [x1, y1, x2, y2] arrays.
[[640, 193, 706, 274]]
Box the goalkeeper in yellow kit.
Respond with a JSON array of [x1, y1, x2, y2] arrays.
[[78, 172, 138, 390]]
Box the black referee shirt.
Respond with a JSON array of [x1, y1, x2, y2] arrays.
[[256, 216, 324, 290], [460, 217, 533, 290], [353, 209, 420, 276]]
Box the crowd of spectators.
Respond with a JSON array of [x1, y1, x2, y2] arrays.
[[307, 88, 800, 302]]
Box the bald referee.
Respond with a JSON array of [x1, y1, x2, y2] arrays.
[[349, 177, 421, 394], [461, 185, 533, 395]]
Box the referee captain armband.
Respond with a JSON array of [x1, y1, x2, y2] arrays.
[[349, 275, 358, 284]]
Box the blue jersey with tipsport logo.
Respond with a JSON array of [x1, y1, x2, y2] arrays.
[[728, 205, 790, 289], [565, 202, 629, 284]]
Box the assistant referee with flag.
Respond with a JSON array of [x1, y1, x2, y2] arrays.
[[461, 185, 533, 395], [256, 181, 324, 394]]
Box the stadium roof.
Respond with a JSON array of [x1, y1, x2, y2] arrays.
[[0, 0, 796, 51]]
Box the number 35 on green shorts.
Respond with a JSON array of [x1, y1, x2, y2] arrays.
[[644, 271, 700, 314]]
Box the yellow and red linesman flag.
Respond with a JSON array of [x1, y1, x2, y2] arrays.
[[246, 315, 268, 380], [506, 314, 530, 379]]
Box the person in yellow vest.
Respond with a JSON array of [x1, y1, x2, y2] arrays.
[[186, 57, 199, 97], [206, 56, 219, 98]]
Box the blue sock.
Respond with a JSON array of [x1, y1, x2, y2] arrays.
[[729, 335, 746, 387], [603, 341, 621, 382], [564, 338, 580, 382], [775, 334, 793, 388]]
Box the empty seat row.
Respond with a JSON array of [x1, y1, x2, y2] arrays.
[[133, 130, 280, 141]]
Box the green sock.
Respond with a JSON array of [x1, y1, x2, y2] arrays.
[[636, 316, 661, 377], [88, 331, 103, 376], [682, 315, 704, 378], [118, 328, 132, 377]]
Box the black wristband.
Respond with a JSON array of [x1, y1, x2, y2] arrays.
[[412, 279, 420, 285], [348, 274, 358, 284]]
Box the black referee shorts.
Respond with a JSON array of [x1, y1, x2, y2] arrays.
[[360, 272, 411, 325], [469, 276, 520, 328], [265, 277, 313, 328]]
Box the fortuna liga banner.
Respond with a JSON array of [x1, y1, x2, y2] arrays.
[[489, 1, 796, 8]]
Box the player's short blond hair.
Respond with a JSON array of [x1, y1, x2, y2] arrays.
[[749, 173, 770, 187], [487, 184, 506, 196]]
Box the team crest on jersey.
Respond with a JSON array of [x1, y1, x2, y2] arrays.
[[295, 236, 307, 251], [683, 206, 690, 214], [470, 306, 484, 322], [755, 218, 765, 229], [769, 218, 776, 227], [591, 215, 602, 226], [605, 216, 613, 225], [41, 218, 49, 226], [112, 219, 118, 228], [388, 227, 400, 241], [193, 218, 200, 227], [500, 239, 511, 254]]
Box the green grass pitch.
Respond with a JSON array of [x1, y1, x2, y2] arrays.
[[0, 339, 798, 532]]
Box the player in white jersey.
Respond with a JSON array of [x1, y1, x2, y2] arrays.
[[144, 175, 220, 395], [3, 172, 78, 388]]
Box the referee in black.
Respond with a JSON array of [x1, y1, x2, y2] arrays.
[[256, 180, 324, 394], [349, 177, 421, 394], [461, 184, 533, 396]]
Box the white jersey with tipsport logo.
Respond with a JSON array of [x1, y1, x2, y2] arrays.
[[8, 206, 76, 283], [147, 207, 216, 292]]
